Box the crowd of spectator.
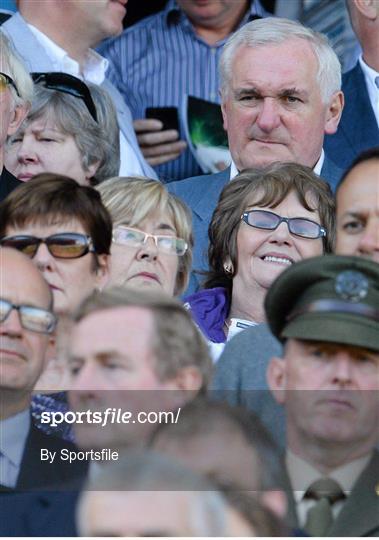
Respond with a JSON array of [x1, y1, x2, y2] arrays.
[[0, 1, 378, 538]]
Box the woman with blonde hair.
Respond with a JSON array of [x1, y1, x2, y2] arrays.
[[97, 176, 193, 296]]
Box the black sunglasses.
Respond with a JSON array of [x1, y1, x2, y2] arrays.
[[0, 72, 20, 97], [0, 298, 57, 334], [32, 72, 98, 122], [0, 233, 95, 259], [241, 210, 326, 240]]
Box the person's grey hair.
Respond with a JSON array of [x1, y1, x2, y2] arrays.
[[0, 33, 33, 106], [78, 450, 227, 536], [73, 287, 213, 390], [9, 81, 119, 184], [220, 17, 341, 103], [97, 176, 193, 295]]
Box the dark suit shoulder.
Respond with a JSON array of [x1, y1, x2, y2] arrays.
[[0, 167, 21, 202], [329, 450, 379, 536], [17, 424, 87, 490], [342, 62, 364, 90], [167, 169, 230, 204]]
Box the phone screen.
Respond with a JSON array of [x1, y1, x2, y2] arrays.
[[145, 107, 179, 132]]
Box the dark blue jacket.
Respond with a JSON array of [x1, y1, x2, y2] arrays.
[[324, 62, 379, 169]]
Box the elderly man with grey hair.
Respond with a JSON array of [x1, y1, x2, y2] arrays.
[[168, 17, 345, 295], [0, 33, 32, 200]]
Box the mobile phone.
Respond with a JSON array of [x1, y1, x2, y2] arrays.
[[145, 106, 179, 132]]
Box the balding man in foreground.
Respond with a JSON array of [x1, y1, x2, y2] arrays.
[[0, 248, 84, 490]]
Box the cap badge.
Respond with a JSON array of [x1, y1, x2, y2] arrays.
[[335, 270, 369, 302]]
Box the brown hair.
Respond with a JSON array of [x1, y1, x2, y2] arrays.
[[205, 162, 335, 296], [73, 287, 212, 391], [0, 173, 112, 259]]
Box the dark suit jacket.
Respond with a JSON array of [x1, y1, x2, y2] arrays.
[[286, 451, 379, 537], [0, 167, 21, 202], [0, 423, 87, 536], [0, 490, 80, 536], [324, 62, 379, 170], [168, 157, 343, 295], [15, 423, 87, 490]]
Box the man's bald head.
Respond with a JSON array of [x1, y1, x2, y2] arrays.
[[0, 248, 54, 415]]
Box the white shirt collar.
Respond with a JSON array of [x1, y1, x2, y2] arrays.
[[359, 54, 379, 128], [229, 150, 325, 181], [313, 149, 325, 176], [359, 54, 379, 93], [27, 23, 109, 85], [229, 159, 239, 180], [0, 409, 30, 468], [286, 449, 372, 503]]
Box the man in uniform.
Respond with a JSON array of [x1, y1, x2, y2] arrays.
[[266, 254, 379, 536]]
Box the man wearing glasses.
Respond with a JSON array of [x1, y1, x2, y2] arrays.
[[1, 0, 156, 179], [0, 248, 85, 490], [0, 33, 32, 201]]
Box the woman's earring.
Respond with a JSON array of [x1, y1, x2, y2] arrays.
[[223, 262, 234, 275]]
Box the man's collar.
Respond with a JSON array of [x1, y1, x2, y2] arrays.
[[230, 150, 325, 181], [286, 449, 373, 502], [0, 409, 30, 468], [230, 160, 239, 180], [313, 148, 325, 176], [359, 54, 379, 92], [27, 22, 108, 85]]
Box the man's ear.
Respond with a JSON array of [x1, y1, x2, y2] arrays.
[[324, 91, 344, 135], [220, 92, 229, 131], [170, 366, 203, 393], [95, 254, 110, 291], [267, 356, 286, 405], [7, 103, 29, 137], [353, 0, 378, 20], [85, 160, 101, 184]]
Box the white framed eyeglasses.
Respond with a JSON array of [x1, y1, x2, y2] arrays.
[[112, 226, 188, 256]]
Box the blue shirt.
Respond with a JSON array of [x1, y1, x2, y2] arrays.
[[99, 0, 269, 183], [0, 409, 30, 488]]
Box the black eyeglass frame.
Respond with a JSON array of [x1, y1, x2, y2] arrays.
[[241, 209, 327, 240], [0, 233, 96, 259], [0, 72, 20, 97], [0, 298, 57, 334], [31, 72, 98, 122]]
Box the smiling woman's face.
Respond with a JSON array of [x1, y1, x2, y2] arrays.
[[5, 116, 98, 185], [108, 212, 180, 296], [233, 190, 324, 297]]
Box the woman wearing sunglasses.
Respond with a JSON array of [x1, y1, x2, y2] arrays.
[[184, 162, 335, 361], [0, 173, 112, 438], [5, 72, 120, 186], [0, 173, 111, 316], [97, 176, 193, 297]]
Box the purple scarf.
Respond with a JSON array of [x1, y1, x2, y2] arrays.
[[184, 287, 229, 343]]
